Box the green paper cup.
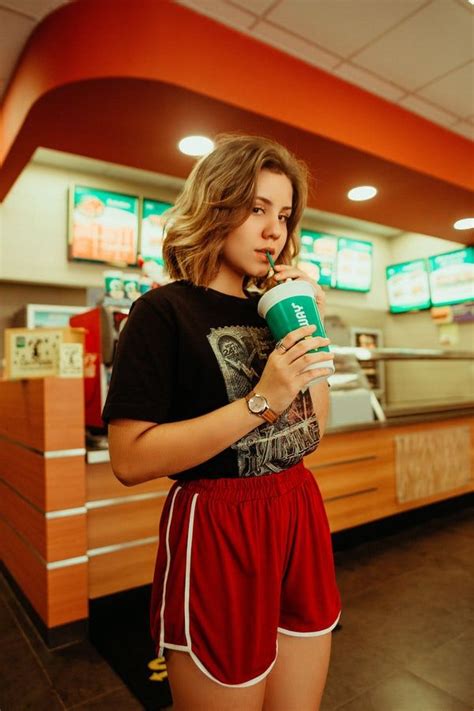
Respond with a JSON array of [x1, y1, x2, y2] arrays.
[[123, 272, 141, 301], [258, 280, 334, 385], [103, 270, 125, 300]]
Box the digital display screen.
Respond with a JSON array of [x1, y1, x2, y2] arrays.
[[335, 238, 372, 292], [69, 186, 139, 265], [298, 230, 338, 286], [386, 260, 431, 313], [428, 247, 474, 306], [140, 199, 173, 265]]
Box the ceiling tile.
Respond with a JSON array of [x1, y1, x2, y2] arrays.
[[449, 121, 474, 140], [229, 0, 277, 16], [418, 62, 474, 119], [0, 9, 35, 81], [353, 0, 474, 91], [334, 62, 406, 101], [0, 0, 69, 20], [252, 20, 340, 71], [175, 0, 255, 29], [399, 95, 457, 126], [266, 0, 426, 57]]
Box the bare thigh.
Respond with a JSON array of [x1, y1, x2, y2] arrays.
[[166, 649, 267, 711], [262, 631, 332, 711]]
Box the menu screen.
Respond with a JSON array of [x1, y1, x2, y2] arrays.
[[141, 199, 172, 265], [69, 186, 139, 265], [336, 238, 372, 292], [386, 260, 431, 313], [428, 247, 474, 306], [298, 230, 338, 286]]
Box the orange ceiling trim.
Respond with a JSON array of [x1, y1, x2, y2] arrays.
[[1, 0, 472, 192]]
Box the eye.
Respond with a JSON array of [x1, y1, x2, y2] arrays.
[[279, 214, 290, 223], [252, 206, 265, 215]]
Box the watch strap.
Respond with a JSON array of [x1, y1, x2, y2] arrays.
[[245, 390, 279, 424]]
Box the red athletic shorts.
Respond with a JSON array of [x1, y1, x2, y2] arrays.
[[150, 461, 341, 687]]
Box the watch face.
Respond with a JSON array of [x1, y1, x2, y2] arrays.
[[249, 394, 267, 414]]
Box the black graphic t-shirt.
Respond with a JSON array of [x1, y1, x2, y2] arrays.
[[102, 280, 320, 480]]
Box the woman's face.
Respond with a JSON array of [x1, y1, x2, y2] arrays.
[[219, 169, 293, 282]]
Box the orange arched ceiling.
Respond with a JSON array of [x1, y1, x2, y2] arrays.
[[0, 0, 473, 243]]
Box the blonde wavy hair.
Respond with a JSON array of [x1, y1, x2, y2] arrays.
[[162, 134, 309, 291]]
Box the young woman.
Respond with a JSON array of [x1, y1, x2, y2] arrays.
[[103, 135, 341, 711]]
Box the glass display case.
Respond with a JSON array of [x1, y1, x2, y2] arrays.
[[329, 346, 474, 430]]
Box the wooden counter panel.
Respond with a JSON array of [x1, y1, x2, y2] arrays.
[[86, 461, 172, 501], [0, 481, 46, 557], [0, 378, 84, 451], [0, 439, 46, 509], [45, 456, 86, 511], [312, 456, 395, 502], [43, 378, 85, 451], [1, 480, 87, 562], [325, 488, 399, 533], [386, 416, 474, 439], [47, 565, 88, 628], [0, 440, 85, 512], [88, 496, 166, 549], [0, 379, 45, 451], [309, 427, 393, 468], [89, 542, 157, 598], [47, 515, 88, 563], [0, 518, 48, 623], [0, 519, 87, 627]]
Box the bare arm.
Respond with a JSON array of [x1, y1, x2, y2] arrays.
[[309, 380, 330, 437], [108, 399, 262, 485]]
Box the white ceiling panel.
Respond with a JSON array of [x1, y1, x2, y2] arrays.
[[399, 95, 458, 126], [175, 0, 255, 30], [450, 120, 474, 140], [0, 0, 473, 140], [0, 0, 69, 20], [353, 0, 474, 91], [0, 8, 35, 84], [418, 61, 474, 118], [252, 20, 340, 72], [229, 0, 276, 16], [265, 0, 426, 58], [334, 62, 406, 102]]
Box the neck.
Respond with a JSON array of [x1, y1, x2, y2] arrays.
[[207, 271, 247, 299]]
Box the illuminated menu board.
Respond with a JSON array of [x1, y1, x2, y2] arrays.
[[386, 260, 431, 313], [428, 247, 474, 306], [298, 230, 338, 286], [69, 186, 139, 265], [140, 199, 172, 264], [336, 238, 372, 292]]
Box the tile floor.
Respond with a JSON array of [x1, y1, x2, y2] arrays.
[[0, 502, 472, 710]]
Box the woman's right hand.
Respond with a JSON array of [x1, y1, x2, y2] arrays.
[[254, 325, 334, 414]]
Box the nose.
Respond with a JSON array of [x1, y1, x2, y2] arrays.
[[262, 213, 282, 240]]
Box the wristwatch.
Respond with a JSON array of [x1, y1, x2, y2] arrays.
[[245, 390, 278, 424]]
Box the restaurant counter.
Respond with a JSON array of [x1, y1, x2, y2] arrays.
[[0, 376, 473, 646]]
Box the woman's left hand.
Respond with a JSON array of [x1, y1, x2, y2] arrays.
[[273, 264, 327, 320]]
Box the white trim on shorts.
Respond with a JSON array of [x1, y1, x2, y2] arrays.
[[278, 610, 341, 638], [158, 486, 182, 656], [161, 490, 278, 688]]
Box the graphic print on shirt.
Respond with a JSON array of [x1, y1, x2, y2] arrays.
[[207, 325, 320, 476]]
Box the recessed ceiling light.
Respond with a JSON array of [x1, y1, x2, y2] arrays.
[[178, 135, 214, 156], [347, 185, 377, 201], [453, 217, 474, 230]]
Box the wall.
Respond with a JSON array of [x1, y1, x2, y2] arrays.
[[0, 161, 180, 288], [1, 160, 472, 407]]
